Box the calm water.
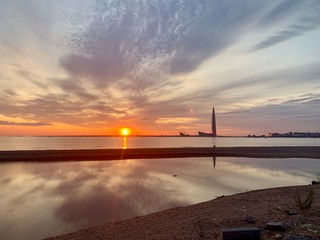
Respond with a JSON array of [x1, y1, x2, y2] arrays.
[[0, 136, 320, 150], [0, 137, 319, 239], [0, 157, 319, 240]]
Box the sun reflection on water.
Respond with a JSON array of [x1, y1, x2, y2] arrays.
[[122, 136, 127, 149]]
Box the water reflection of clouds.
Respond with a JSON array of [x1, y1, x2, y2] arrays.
[[10, 184, 45, 205], [46, 160, 190, 225], [213, 158, 317, 191], [52, 169, 188, 226], [0, 177, 13, 184], [50, 171, 96, 196], [222, 157, 318, 179], [0, 161, 163, 239], [54, 185, 134, 225], [0, 157, 318, 240], [138, 158, 243, 198]]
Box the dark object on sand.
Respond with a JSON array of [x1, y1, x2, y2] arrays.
[[221, 227, 260, 240], [285, 235, 314, 240], [265, 222, 288, 232]]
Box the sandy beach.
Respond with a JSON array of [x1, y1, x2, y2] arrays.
[[1, 146, 320, 161], [43, 185, 320, 240]]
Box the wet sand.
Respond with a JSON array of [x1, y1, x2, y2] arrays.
[[0, 146, 320, 162]]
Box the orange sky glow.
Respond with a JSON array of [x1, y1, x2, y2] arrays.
[[1, 1, 319, 136]]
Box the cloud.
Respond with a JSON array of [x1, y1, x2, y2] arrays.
[[219, 93, 320, 133], [258, 0, 306, 27], [135, 61, 320, 123], [60, 54, 124, 87], [53, 78, 98, 101], [1, 0, 320, 134], [155, 117, 198, 125], [0, 85, 127, 126], [60, 0, 268, 91], [252, 0, 320, 51], [206, 62, 320, 99], [0, 1, 56, 54], [2, 89, 16, 97], [0, 120, 51, 126], [252, 23, 320, 51]]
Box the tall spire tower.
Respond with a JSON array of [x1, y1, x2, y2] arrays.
[[211, 107, 217, 137]]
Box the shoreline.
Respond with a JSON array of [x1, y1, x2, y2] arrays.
[[44, 185, 320, 240], [1, 146, 320, 162]]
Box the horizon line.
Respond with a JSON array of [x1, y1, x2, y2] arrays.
[[0, 134, 246, 138]]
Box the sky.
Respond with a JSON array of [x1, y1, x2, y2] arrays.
[[0, 0, 320, 136]]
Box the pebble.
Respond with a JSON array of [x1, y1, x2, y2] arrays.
[[285, 235, 313, 240], [265, 222, 288, 232], [288, 210, 298, 216], [242, 214, 255, 223], [301, 223, 318, 233], [301, 223, 315, 229], [275, 233, 282, 239]]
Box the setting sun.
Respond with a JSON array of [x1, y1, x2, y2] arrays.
[[120, 127, 131, 136]]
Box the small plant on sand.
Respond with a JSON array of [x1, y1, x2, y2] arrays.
[[295, 187, 314, 210], [193, 217, 205, 239]]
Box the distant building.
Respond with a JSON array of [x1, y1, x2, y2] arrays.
[[212, 107, 217, 137], [198, 131, 214, 137], [179, 132, 190, 137], [198, 107, 217, 137], [269, 132, 320, 138]]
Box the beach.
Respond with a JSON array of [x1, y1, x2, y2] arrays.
[[1, 146, 320, 161], [44, 185, 320, 240], [1, 146, 319, 240]]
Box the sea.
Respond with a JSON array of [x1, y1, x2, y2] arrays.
[[0, 136, 319, 240], [1, 135, 320, 150]]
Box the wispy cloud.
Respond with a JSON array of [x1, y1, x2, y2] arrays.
[[0, 120, 51, 126], [155, 117, 198, 125], [219, 93, 320, 133], [61, 0, 268, 91], [252, 0, 320, 51]]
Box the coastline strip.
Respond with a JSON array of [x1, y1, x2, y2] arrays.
[[1, 146, 320, 162]]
